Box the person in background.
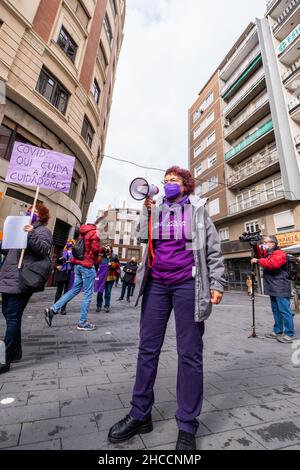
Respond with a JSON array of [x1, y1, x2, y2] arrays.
[[251, 235, 294, 343], [0, 204, 52, 374], [44, 223, 102, 331], [117, 258, 138, 302], [95, 250, 109, 312], [53, 239, 75, 315], [101, 246, 120, 312]]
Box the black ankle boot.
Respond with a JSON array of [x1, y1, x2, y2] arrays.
[[0, 363, 10, 374], [108, 414, 153, 443], [176, 430, 196, 450], [10, 348, 22, 363]]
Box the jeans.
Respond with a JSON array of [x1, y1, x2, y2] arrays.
[[1, 292, 32, 361], [52, 265, 96, 324], [270, 296, 294, 337], [130, 278, 204, 435], [97, 280, 115, 308], [120, 282, 133, 300]]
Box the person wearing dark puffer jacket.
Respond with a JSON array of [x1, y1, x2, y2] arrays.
[[44, 224, 102, 331], [251, 235, 294, 343], [0, 203, 52, 374]]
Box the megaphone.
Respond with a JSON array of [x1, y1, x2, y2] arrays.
[[129, 177, 159, 201]]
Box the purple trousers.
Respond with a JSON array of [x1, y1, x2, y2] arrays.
[[130, 278, 204, 434]]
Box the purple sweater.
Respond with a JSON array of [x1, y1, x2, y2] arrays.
[[151, 195, 195, 285]]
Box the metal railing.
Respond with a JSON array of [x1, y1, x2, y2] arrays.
[[221, 46, 261, 97], [282, 58, 300, 82], [229, 183, 284, 215], [266, 0, 278, 10], [223, 69, 265, 117], [272, 0, 300, 33], [224, 94, 269, 138], [288, 94, 300, 111], [227, 147, 279, 187], [225, 119, 274, 161]]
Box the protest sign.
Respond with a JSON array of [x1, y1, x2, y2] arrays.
[[2, 216, 31, 249], [5, 142, 75, 193]]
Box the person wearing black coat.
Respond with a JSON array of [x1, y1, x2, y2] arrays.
[[117, 258, 138, 302], [0, 204, 52, 374]]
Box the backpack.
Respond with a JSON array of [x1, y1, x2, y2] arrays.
[[286, 254, 300, 281], [72, 237, 85, 260]]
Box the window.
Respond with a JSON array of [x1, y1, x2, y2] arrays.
[[81, 115, 94, 148], [0, 124, 13, 160], [204, 93, 213, 109], [194, 164, 202, 178], [104, 13, 113, 43], [57, 26, 78, 62], [208, 199, 220, 217], [195, 185, 202, 196], [219, 228, 229, 241], [110, 0, 117, 16], [193, 126, 201, 140], [274, 210, 295, 233], [80, 185, 86, 211], [193, 109, 202, 123], [69, 176, 78, 201], [206, 111, 215, 126], [68, 0, 89, 29], [92, 79, 100, 104], [194, 144, 202, 158], [208, 153, 217, 168], [245, 220, 260, 233], [36, 67, 69, 114], [98, 42, 108, 71], [206, 131, 216, 147], [208, 175, 218, 190]]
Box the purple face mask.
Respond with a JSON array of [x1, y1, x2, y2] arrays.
[[67, 243, 73, 249], [26, 211, 38, 223], [164, 183, 181, 200]]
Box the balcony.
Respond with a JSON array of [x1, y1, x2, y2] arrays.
[[221, 46, 261, 97], [272, 0, 300, 40], [282, 58, 300, 90], [224, 94, 270, 142], [223, 70, 266, 119], [227, 146, 279, 190], [225, 119, 274, 164], [295, 134, 300, 146], [228, 182, 285, 216], [277, 23, 300, 65], [288, 94, 300, 121]]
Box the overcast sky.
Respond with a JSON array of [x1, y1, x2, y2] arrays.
[[88, 0, 266, 221]]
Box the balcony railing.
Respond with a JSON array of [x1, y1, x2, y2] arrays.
[[229, 183, 284, 215], [225, 119, 274, 161], [288, 94, 300, 112], [224, 94, 269, 138], [223, 69, 265, 117], [295, 135, 300, 145], [221, 46, 261, 97], [266, 0, 278, 10], [282, 58, 300, 82], [272, 0, 300, 33], [227, 147, 279, 187], [277, 23, 300, 55]]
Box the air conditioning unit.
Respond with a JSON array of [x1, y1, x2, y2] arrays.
[[224, 119, 230, 128]]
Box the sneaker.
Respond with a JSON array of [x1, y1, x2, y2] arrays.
[[117, 298, 123, 301], [77, 322, 96, 331], [277, 334, 295, 344], [60, 309, 67, 316], [44, 308, 55, 327], [265, 332, 283, 339], [104, 306, 110, 313], [96, 307, 102, 312]]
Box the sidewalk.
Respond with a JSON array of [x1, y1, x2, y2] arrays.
[[0, 286, 300, 450]]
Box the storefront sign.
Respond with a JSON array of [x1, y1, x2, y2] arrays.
[[277, 231, 300, 247], [5, 142, 75, 193], [277, 23, 300, 55]]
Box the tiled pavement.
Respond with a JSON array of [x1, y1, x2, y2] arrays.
[[0, 287, 300, 450]]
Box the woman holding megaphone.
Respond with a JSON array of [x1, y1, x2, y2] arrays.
[[108, 166, 226, 450]]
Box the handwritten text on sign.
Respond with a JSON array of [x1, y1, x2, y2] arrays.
[[5, 142, 75, 193]]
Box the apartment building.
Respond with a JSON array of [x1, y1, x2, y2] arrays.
[[96, 204, 142, 263], [0, 0, 126, 257]]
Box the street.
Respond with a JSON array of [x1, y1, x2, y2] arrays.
[[0, 287, 300, 450]]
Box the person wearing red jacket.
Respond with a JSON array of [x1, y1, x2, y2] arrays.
[[251, 235, 294, 343], [44, 224, 102, 331]]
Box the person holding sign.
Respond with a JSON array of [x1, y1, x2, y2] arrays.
[[0, 204, 52, 375]]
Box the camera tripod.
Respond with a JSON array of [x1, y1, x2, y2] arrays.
[[248, 252, 264, 340]]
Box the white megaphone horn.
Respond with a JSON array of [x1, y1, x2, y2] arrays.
[[129, 177, 159, 201]]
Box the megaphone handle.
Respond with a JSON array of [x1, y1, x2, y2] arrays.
[[148, 209, 155, 268]]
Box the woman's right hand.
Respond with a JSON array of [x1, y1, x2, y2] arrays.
[[144, 196, 156, 211]]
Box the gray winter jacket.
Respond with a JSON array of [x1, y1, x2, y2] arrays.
[[0, 222, 53, 294], [133, 195, 226, 322]]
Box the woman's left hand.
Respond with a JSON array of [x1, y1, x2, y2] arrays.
[[24, 224, 34, 233], [210, 290, 223, 305]]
